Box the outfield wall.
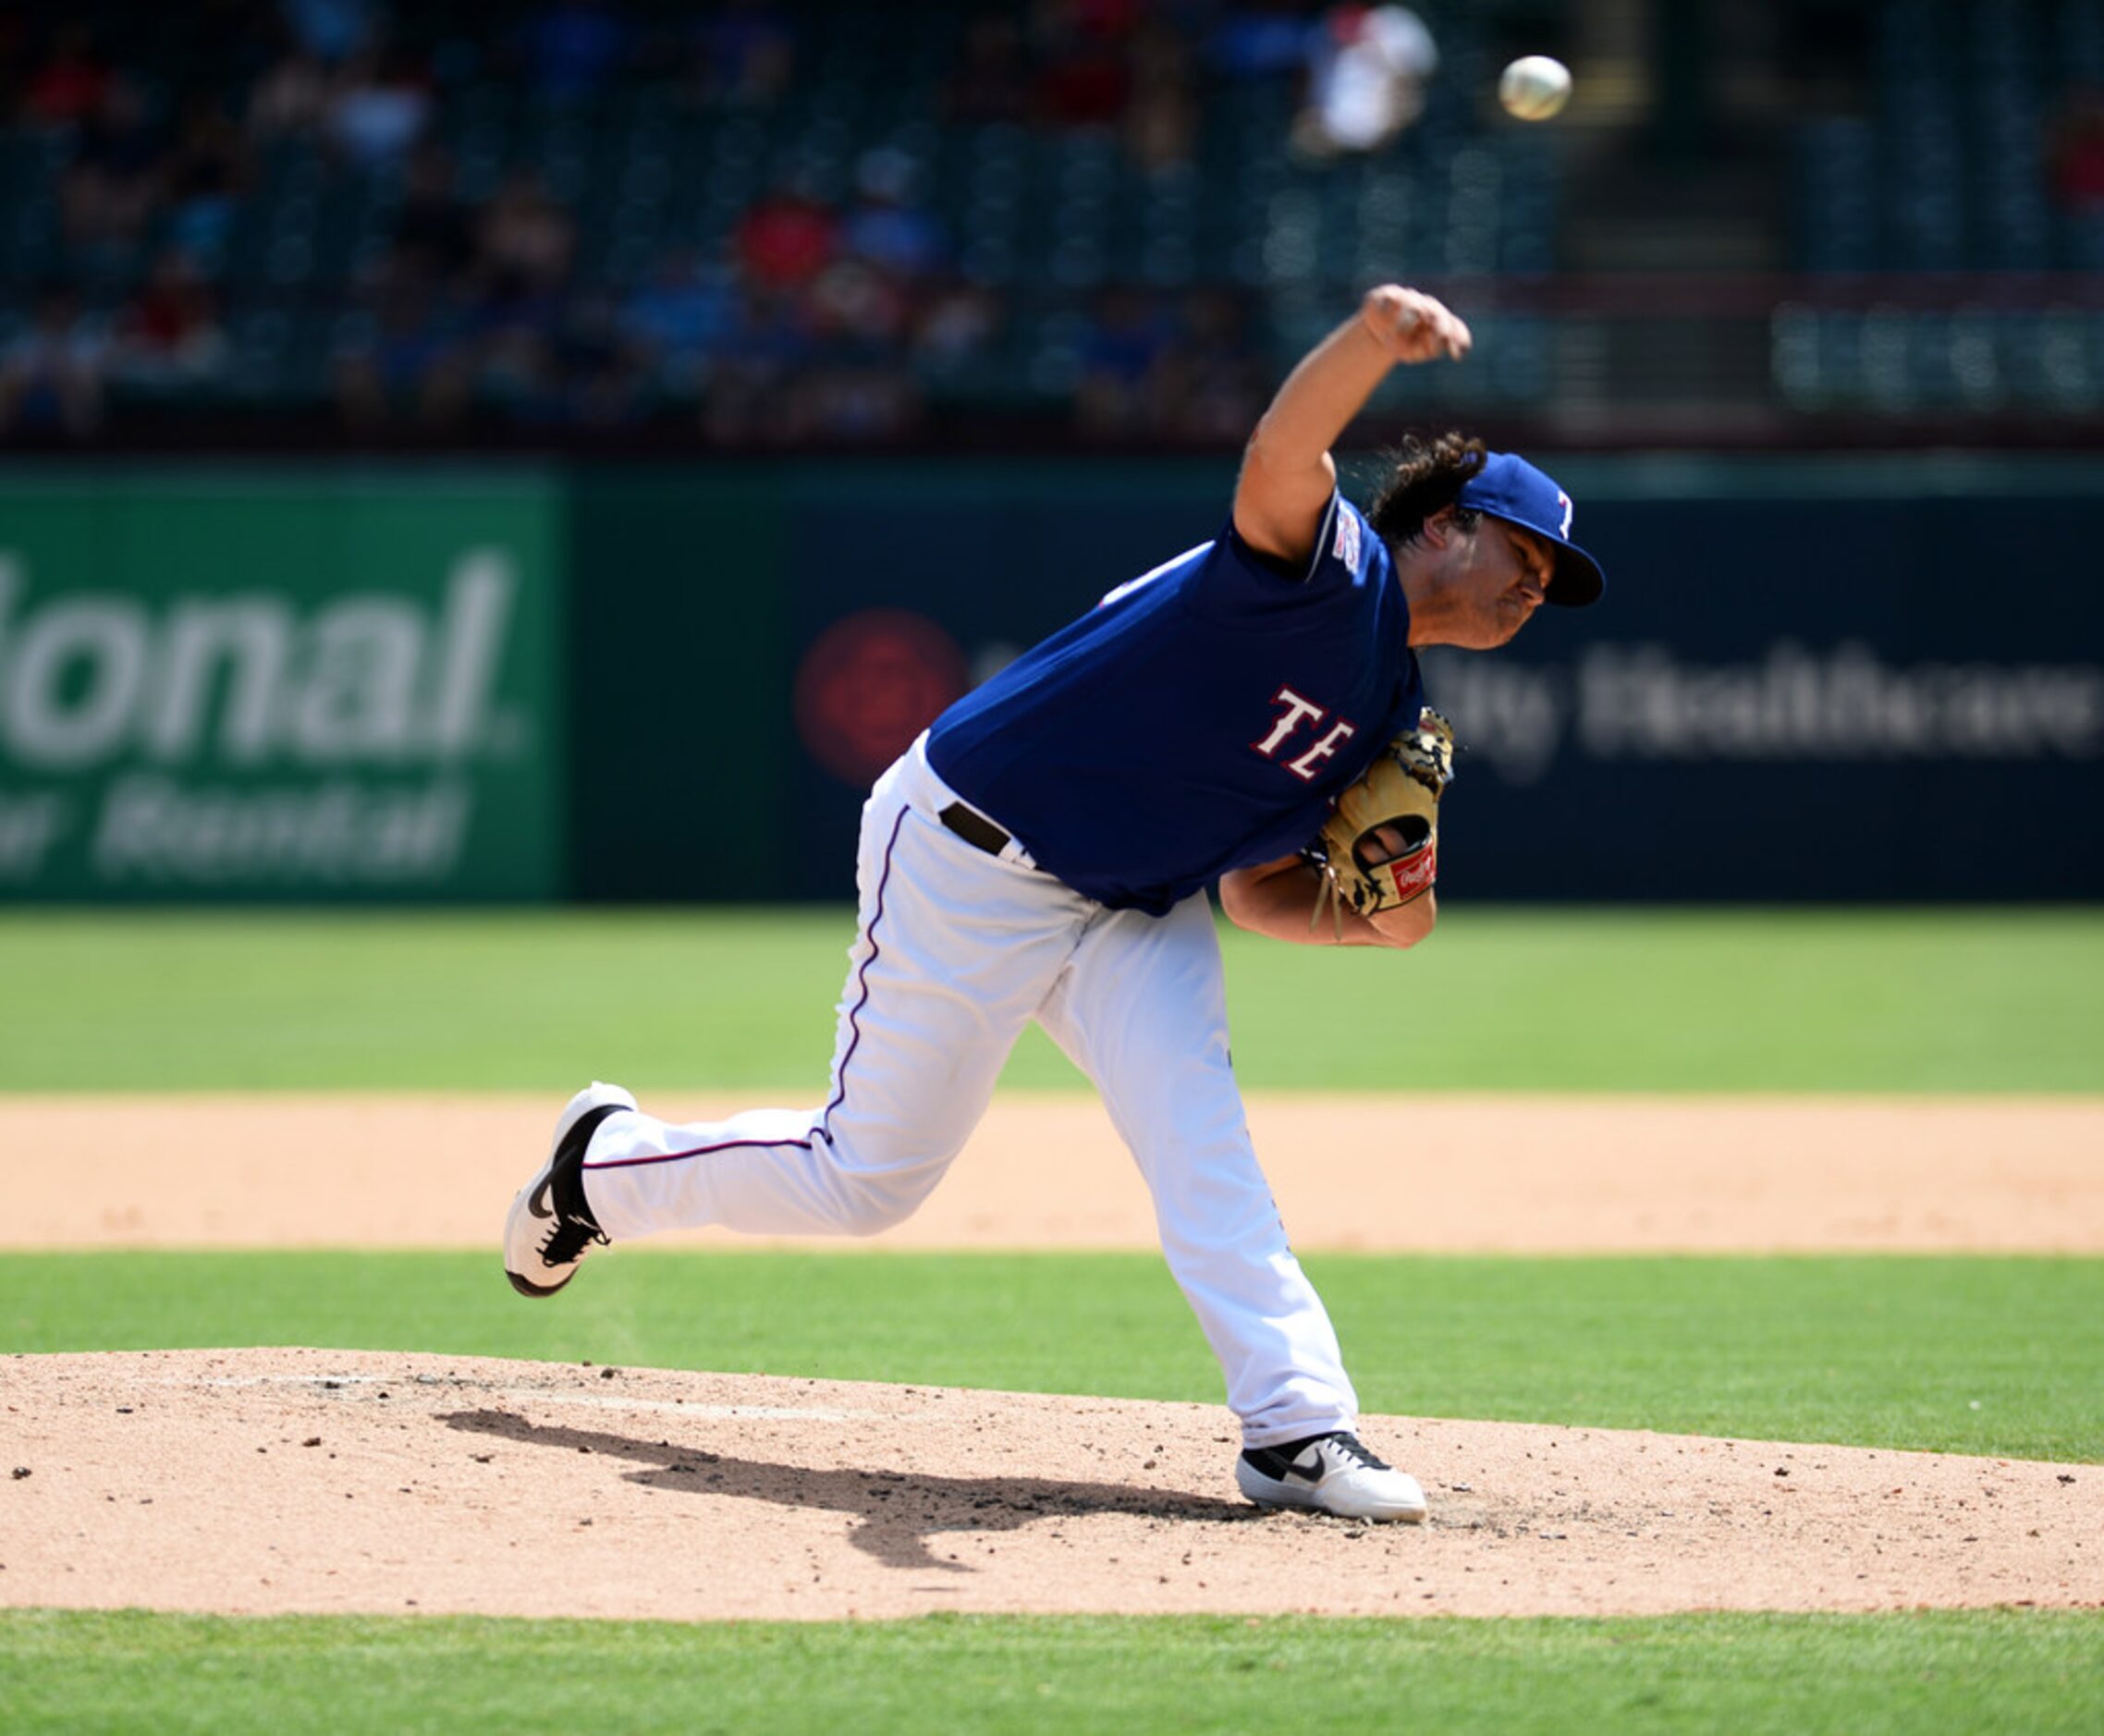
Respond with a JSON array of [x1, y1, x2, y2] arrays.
[[2, 456, 2098, 902], [0, 471, 568, 901]]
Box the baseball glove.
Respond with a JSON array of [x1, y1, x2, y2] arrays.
[[1308, 708, 1455, 937]]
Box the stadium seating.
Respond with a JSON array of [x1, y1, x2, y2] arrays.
[[1785, 0, 2104, 415], [0, 0, 1588, 434], [6, 0, 2102, 439]]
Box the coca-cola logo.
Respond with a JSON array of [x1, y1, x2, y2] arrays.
[[794, 608, 968, 787]]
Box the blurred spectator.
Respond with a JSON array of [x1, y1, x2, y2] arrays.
[[58, 76, 163, 257], [326, 43, 432, 167], [1073, 285, 1168, 434], [1206, 1, 1313, 82], [281, 0, 383, 67], [618, 249, 740, 397], [114, 249, 230, 387], [189, 0, 288, 88], [807, 258, 913, 351], [474, 287, 641, 428], [22, 23, 114, 127], [520, 0, 632, 104], [691, 0, 796, 106], [388, 143, 477, 285], [797, 257, 924, 439], [472, 287, 564, 411], [1033, 3, 1132, 130], [1065, 0, 1143, 35], [162, 95, 249, 272], [248, 48, 333, 141], [2049, 85, 2104, 213], [0, 12, 26, 92], [1072, 285, 1265, 441], [464, 173, 576, 411], [839, 149, 948, 280], [948, 9, 1028, 123], [474, 171, 577, 296], [913, 281, 1002, 379], [701, 289, 813, 444], [1151, 287, 1266, 442], [1292, 4, 1437, 158], [335, 280, 469, 429], [799, 360, 920, 440], [0, 284, 111, 436], [1124, 18, 1198, 176], [551, 291, 645, 426], [735, 178, 838, 291]]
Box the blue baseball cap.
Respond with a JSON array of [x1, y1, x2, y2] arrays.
[[1456, 452, 1605, 607]]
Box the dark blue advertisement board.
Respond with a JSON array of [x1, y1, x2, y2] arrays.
[[765, 455, 2102, 902]]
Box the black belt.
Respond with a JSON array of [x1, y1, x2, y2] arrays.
[[938, 801, 1015, 858]]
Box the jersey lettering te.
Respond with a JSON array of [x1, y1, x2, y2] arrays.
[[926, 495, 1424, 915]]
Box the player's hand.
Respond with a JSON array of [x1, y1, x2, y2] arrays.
[[1360, 285, 1471, 364]]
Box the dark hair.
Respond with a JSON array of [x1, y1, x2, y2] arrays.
[[1364, 431, 1487, 548]]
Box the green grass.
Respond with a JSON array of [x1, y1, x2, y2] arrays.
[[7, 905, 2101, 1730], [0, 906, 2099, 1093], [8, 1251, 2100, 1462], [3, 1608, 2100, 1734]]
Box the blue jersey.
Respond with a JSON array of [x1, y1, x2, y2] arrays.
[[925, 494, 1424, 915]]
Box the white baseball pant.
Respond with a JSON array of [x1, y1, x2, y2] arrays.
[[577, 734, 1360, 1448]]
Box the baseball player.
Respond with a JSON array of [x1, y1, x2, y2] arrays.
[[506, 283, 1604, 1522]]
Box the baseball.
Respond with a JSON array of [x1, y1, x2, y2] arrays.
[[1498, 55, 1572, 121]]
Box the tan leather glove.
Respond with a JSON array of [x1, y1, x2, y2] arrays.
[[1308, 708, 1455, 935]]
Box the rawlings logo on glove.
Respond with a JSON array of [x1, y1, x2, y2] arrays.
[[1307, 708, 1455, 936]]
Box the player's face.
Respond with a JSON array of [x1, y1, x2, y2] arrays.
[[1443, 520, 1553, 648]]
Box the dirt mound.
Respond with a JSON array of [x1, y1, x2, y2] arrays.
[[5, 1350, 2098, 1621]]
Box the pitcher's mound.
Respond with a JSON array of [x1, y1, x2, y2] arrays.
[[5, 1349, 2097, 1621]]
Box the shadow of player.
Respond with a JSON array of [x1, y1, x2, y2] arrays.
[[442, 1407, 1256, 1574]]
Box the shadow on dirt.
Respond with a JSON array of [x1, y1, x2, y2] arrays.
[[442, 1408, 1261, 1573]]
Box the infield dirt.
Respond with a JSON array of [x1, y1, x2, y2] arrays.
[[14, 1092, 2104, 1252], [5, 1092, 2101, 1622]]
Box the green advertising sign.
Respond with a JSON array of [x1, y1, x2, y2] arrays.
[[0, 472, 564, 899]]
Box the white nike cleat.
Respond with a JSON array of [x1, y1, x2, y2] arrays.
[[503, 1082, 636, 1298], [1235, 1430, 1429, 1522]]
